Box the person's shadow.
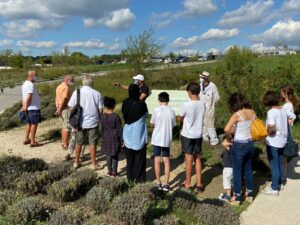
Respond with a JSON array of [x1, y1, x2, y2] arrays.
[[287, 155, 300, 180]]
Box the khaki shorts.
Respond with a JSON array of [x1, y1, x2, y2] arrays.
[[60, 109, 72, 131], [76, 127, 99, 146]]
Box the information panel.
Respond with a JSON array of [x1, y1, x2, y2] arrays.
[[146, 90, 189, 115]]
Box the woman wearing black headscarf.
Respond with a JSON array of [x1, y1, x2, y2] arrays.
[[122, 84, 148, 182]]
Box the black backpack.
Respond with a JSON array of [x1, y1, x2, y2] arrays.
[[69, 88, 83, 129]]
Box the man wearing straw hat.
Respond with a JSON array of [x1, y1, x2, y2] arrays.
[[199, 71, 220, 145]]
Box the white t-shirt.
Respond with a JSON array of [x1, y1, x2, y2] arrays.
[[283, 102, 296, 125], [266, 108, 288, 148], [150, 105, 176, 147], [68, 86, 103, 129], [22, 80, 41, 110], [180, 100, 205, 139]]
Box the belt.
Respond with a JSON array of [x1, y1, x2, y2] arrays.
[[233, 139, 253, 143]]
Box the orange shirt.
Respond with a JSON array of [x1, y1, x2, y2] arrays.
[[55, 82, 70, 109]]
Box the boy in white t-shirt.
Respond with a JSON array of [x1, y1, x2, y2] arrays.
[[150, 92, 176, 192], [178, 82, 206, 194]]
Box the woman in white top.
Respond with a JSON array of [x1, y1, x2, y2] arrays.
[[262, 91, 296, 196], [280, 85, 298, 185], [224, 93, 256, 205]]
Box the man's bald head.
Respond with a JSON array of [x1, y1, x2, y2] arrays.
[[63, 75, 74, 86], [27, 70, 36, 82]]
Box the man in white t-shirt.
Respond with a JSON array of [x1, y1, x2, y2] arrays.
[[178, 82, 206, 194], [21, 70, 42, 147], [199, 71, 220, 145], [68, 75, 103, 170], [150, 92, 176, 192]]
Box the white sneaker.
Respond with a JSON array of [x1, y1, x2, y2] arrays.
[[262, 186, 279, 196], [73, 162, 80, 169]]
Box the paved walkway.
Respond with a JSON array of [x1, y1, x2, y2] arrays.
[[240, 154, 300, 225]]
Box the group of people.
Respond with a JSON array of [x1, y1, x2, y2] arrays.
[[20, 69, 298, 202], [220, 86, 297, 205]]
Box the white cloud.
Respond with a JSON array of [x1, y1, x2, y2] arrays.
[[201, 28, 239, 41], [65, 39, 106, 49], [151, 20, 172, 29], [0, 19, 62, 38], [282, 0, 300, 12], [0, 39, 13, 47], [171, 36, 201, 48], [104, 9, 135, 31], [250, 43, 276, 53], [218, 0, 274, 27], [108, 42, 121, 52], [171, 28, 239, 48], [149, 0, 217, 29], [17, 40, 57, 48], [84, 8, 135, 31], [250, 20, 300, 46], [175, 49, 202, 56], [0, 0, 134, 37], [182, 0, 217, 17]]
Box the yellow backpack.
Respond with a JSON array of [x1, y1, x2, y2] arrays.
[[251, 117, 267, 141]]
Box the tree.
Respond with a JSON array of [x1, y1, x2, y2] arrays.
[[122, 30, 162, 73], [69, 52, 89, 65]]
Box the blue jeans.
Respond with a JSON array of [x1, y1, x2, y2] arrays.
[[232, 141, 254, 200], [266, 145, 284, 191]]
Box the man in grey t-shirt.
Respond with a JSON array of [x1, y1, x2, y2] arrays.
[[21, 70, 43, 147], [68, 75, 103, 170]]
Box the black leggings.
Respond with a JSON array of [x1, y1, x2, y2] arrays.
[[125, 146, 147, 183], [106, 154, 119, 174]]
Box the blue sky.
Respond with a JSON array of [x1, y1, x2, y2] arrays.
[[0, 0, 299, 56]]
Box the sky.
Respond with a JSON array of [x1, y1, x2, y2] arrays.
[[0, 0, 299, 56]]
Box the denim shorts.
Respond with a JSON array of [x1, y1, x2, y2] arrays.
[[26, 110, 41, 125], [153, 145, 170, 157]]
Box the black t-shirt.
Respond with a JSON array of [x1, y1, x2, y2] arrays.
[[139, 84, 150, 101], [222, 148, 232, 168]]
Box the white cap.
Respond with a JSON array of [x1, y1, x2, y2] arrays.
[[132, 74, 144, 81], [199, 71, 210, 78]]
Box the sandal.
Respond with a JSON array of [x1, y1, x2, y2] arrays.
[[196, 185, 205, 193], [23, 140, 31, 145], [180, 183, 193, 192], [30, 142, 43, 148]]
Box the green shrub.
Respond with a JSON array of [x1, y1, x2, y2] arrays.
[[48, 169, 97, 202], [83, 214, 126, 225], [48, 205, 86, 225], [5, 197, 50, 225], [16, 171, 50, 195], [154, 214, 180, 225], [131, 182, 163, 200], [0, 157, 47, 190], [110, 192, 154, 225], [47, 162, 74, 180], [97, 177, 128, 197], [193, 199, 239, 225], [0, 190, 17, 215], [16, 163, 73, 195], [21, 158, 48, 172], [169, 189, 199, 211], [170, 191, 239, 225], [85, 186, 112, 214]]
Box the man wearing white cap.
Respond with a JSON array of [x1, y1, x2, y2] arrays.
[[114, 74, 150, 101], [199, 71, 220, 145]]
